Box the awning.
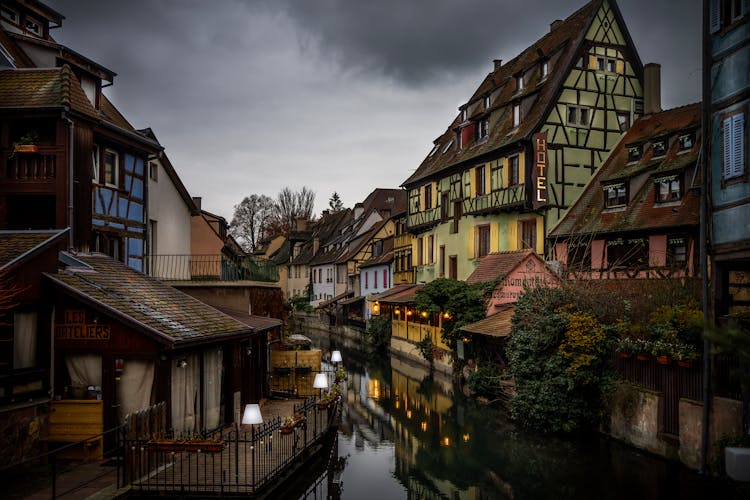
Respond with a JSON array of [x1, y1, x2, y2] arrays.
[[377, 284, 423, 304], [460, 305, 515, 337], [316, 291, 353, 309], [340, 295, 364, 306]]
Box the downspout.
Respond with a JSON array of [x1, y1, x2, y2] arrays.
[[699, 0, 711, 475], [63, 111, 75, 251]]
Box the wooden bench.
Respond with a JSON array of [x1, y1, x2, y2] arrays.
[[47, 400, 104, 460]]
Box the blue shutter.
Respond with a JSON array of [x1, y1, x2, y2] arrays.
[[724, 116, 733, 179], [732, 113, 745, 178], [710, 0, 721, 33]]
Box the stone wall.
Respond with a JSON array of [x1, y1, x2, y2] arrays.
[[0, 402, 49, 466], [390, 336, 453, 375], [609, 382, 743, 471]]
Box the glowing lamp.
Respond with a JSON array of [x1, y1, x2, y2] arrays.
[[421, 311, 428, 318], [331, 350, 343, 363], [313, 373, 329, 389], [242, 404, 263, 425]]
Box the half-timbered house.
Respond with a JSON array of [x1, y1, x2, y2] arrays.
[[402, 0, 644, 282]]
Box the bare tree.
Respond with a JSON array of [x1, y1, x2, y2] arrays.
[[275, 187, 315, 233], [229, 194, 276, 252]]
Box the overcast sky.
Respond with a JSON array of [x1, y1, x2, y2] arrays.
[[46, 0, 701, 221]]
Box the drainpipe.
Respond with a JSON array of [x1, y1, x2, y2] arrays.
[[63, 111, 75, 251], [699, 0, 711, 475]]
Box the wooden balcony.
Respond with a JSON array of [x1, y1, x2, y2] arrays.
[[463, 184, 526, 215], [406, 207, 440, 232], [3, 152, 57, 182]]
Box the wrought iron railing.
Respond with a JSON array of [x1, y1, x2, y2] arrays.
[[147, 254, 279, 282], [120, 396, 341, 495]]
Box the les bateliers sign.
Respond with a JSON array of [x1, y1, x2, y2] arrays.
[[55, 309, 110, 341]]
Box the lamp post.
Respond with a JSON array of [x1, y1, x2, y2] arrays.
[[241, 403, 263, 487], [313, 372, 328, 401]]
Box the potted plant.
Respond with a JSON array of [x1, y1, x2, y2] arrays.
[[11, 131, 39, 156], [634, 338, 652, 361], [334, 366, 346, 383], [616, 337, 636, 359], [318, 385, 340, 409], [650, 339, 675, 365], [280, 414, 306, 434], [146, 434, 225, 453], [674, 343, 699, 368]]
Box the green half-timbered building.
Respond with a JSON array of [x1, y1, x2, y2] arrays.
[[402, 0, 644, 282]]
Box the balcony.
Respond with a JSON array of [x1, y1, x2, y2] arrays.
[[463, 184, 526, 215], [148, 254, 279, 283], [406, 207, 440, 231], [3, 152, 57, 182]]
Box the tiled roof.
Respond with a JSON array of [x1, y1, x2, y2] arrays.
[[549, 103, 702, 239], [403, 0, 627, 187], [100, 94, 135, 131], [317, 291, 352, 309], [466, 250, 536, 285], [360, 237, 395, 268], [44, 253, 252, 346], [461, 305, 515, 337], [0, 66, 98, 119], [361, 188, 407, 216], [371, 284, 420, 302], [0, 229, 68, 271], [215, 307, 282, 332], [378, 284, 423, 304]]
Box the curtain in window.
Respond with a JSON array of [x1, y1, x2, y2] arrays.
[[203, 348, 223, 431], [171, 353, 200, 437], [13, 311, 37, 369], [117, 359, 154, 423], [65, 354, 102, 394]]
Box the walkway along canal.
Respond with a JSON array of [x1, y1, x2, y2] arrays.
[[299, 329, 746, 500]]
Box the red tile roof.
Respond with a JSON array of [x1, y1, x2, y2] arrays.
[[549, 103, 702, 239], [403, 0, 634, 187], [461, 305, 515, 337], [466, 250, 537, 285], [0, 229, 67, 271]]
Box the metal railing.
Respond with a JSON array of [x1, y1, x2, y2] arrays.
[[147, 254, 279, 282], [121, 396, 341, 495]]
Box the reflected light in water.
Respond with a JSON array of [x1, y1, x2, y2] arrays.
[[442, 437, 450, 446], [421, 421, 427, 432], [462, 433, 470, 442], [406, 410, 412, 419]]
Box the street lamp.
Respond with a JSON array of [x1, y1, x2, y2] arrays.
[[240, 404, 263, 486], [331, 350, 342, 364], [313, 372, 328, 400]]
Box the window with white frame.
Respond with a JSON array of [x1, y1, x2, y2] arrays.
[[25, 16, 42, 36], [484, 95, 490, 109], [723, 111, 745, 181], [516, 74, 524, 92], [652, 140, 666, 158], [0, 6, 19, 24], [442, 139, 454, 154], [604, 183, 627, 208], [567, 105, 590, 127], [541, 61, 549, 78], [512, 103, 521, 128], [477, 119, 489, 140], [104, 149, 119, 187], [596, 56, 617, 73], [461, 108, 467, 122], [655, 174, 681, 203], [679, 133, 694, 151], [91, 145, 100, 183], [627, 145, 642, 163]]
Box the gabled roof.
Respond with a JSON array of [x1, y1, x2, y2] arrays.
[[466, 249, 538, 285], [44, 253, 253, 347], [371, 283, 419, 302], [403, 0, 638, 187], [460, 305, 515, 337], [0, 229, 68, 272], [361, 188, 406, 216], [376, 284, 423, 304], [0, 65, 98, 119], [549, 103, 702, 239]]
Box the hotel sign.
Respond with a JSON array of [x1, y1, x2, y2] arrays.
[[532, 131, 548, 209], [55, 309, 110, 341]]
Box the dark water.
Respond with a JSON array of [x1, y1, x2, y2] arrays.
[[295, 332, 744, 500]]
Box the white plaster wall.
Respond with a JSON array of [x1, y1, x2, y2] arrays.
[[311, 264, 335, 304], [147, 159, 192, 258]]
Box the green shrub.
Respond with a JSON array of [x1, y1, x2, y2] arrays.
[[365, 315, 392, 352]]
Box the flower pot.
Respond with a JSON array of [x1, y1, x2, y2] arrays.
[[13, 144, 38, 154], [677, 359, 696, 368], [618, 352, 633, 360], [636, 353, 651, 361], [656, 355, 673, 365], [280, 426, 295, 435]]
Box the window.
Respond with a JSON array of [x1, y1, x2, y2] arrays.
[[477, 119, 489, 140], [25, 16, 42, 36], [149, 219, 157, 257], [575, 56, 584, 68], [567, 105, 590, 127], [607, 238, 648, 268], [428, 235, 434, 263], [417, 237, 424, 266], [91, 145, 100, 182], [509, 155, 520, 186], [516, 74, 524, 92], [604, 183, 627, 208], [424, 184, 432, 209], [617, 112, 631, 132], [679, 133, 694, 151], [451, 200, 461, 234], [374, 270, 378, 288], [567, 242, 591, 269], [461, 108, 467, 122], [457, 130, 463, 150], [491, 162, 503, 191], [442, 139, 454, 154], [13, 311, 37, 369], [597, 56, 616, 73], [484, 95, 491, 109], [475, 165, 486, 196], [627, 145, 642, 163], [1, 6, 19, 24], [441, 193, 450, 222], [667, 237, 688, 266], [373, 240, 383, 257], [723, 112, 745, 181], [512, 103, 521, 128], [439, 245, 445, 277], [476, 225, 490, 258], [104, 149, 119, 187], [655, 175, 681, 203], [149, 162, 158, 181], [652, 140, 666, 158], [541, 61, 549, 78], [520, 219, 536, 250], [449, 255, 458, 280]]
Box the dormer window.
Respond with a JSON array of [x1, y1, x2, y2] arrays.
[[512, 103, 521, 128], [484, 95, 490, 109], [461, 108, 467, 122], [442, 139, 454, 154], [25, 16, 42, 37], [541, 61, 549, 78], [373, 240, 383, 257], [652, 140, 666, 157], [604, 183, 627, 208], [627, 145, 642, 163], [655, 175, 681, 203], [1, 6, 19, 25], [457, 130, 463, 150], [516, 74, 524, 92], [679, 134, 694, 151], [477, 119, 489, 140], [428, 143, 439, 157]]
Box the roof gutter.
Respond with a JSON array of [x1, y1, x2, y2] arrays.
[[62, 110, 74, 251]]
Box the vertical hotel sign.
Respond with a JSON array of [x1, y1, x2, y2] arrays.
[[532, 131, 548, 209]]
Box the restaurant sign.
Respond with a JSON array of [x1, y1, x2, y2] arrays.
[[55, 309, 110, 341]]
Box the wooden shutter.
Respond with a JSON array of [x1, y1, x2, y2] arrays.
[[432, 182, 438, 209], [615, 60, 625, 75], [507, 221, 519, 251], [490, 223, 499, 253], [724, 116, 733, 179], [535, 216, 545, 255], [467, 225, 475, 258], [469, 168, 477, 198], [732, 113, 745, 178], [710, 0, 721, 33]]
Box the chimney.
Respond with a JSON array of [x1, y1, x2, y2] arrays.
[[313, 237, 320, 255], [353, 202, 364, 220], [644, 63, 662, 115], [295, 216, 307, 231], [192, 196, 202, 210], [550, 20, 562, 31], [493, 59, 503, 71]]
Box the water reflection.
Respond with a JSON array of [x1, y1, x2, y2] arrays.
[[297, 333, 737, 500]]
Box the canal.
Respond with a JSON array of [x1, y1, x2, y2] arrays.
[[292, 330, 742, 500]]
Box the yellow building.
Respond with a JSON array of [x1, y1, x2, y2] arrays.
[[402, 0, 644, 282]]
